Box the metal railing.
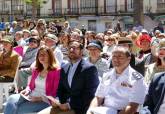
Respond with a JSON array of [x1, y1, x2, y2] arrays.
[[53, 5, 134, 16], [0, 5, 24, 15], [2, 4, 165, 18], [157, 3, 165, 13], [12, 5, 24, 14]]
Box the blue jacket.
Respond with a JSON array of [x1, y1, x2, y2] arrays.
[[144, 72, 165, 114], [57, 59, 99, 114]]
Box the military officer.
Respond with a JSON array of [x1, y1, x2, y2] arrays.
[[87, 46, 147, 114]]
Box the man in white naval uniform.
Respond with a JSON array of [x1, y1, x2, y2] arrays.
[[87, 46, 147, 114]]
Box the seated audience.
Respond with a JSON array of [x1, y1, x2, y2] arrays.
[[35, 19, 47, 39], [144, 71, 165, 114], [136, 34, 151, 59], [87, 46, 147, 114], [4, 46, 61, 114], [95, 33, 105, 44], [16, 34, 63, 91], [14, 31, 26, 46], [59, 32, 70, 61], [38, 41, 99, 114], [44, 33, 63, 65], [14, 36, 40, 65], [22, 29, 31, 44], [86, 40, 109, 79], [142, 38, 160, 66], [103, 35, 117, 60], [127, 32, 140, 55], [0, 35, 19, 82], [14, 36, 40, 90], [109, 37, 145, 75], [144, 39, 165, 85]]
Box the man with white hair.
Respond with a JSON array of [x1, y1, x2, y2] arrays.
[[44, 33, 63, 65], [14, 31, 26, 46], [9, 21, 18, 35], [70, 32, 81, 41]]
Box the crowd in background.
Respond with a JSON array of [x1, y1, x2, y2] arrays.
[[0, 18, 165, 114]]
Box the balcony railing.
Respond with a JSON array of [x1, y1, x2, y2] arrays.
[[0, 5, 135, 18], [0, 5, 24, 15], [80, 7, 96, 14], [157, 3, 165, 13], [52, 5, 134, 16], [12, 5, 24, 15]]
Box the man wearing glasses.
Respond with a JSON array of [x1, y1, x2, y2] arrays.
[[38, 41, 99, 114], [19, 36, 40, 69]]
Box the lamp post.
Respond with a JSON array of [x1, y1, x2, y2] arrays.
[[115, 0, 117, 13], [10, 0, 13, 22]]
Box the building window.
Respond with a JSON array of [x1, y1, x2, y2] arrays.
[[105, 0, 116, 13], [2, 1, 10, 12], [54, 0, 62, 15], [26, 4, 32, 15], [157, 0, 165, 12], [88, 20, 96, 32], [70, 0, 78, 14], [12, 0, 24, 14], [80, 0, 96, 14], [158, 0, 165, 3], [127, 0, 133, 11]]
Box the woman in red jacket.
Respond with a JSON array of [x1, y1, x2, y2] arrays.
[[4, 46, 60, 114]]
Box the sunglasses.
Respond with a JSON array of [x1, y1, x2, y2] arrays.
[[29, 39, 38, 43], [106, 39, 115, 41]]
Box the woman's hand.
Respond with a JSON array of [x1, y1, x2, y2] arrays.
[[20, 89, 30, 96]]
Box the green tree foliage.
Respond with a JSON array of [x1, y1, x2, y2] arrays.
[[24, 0, 43, 6], [24, 0, 47, 19]]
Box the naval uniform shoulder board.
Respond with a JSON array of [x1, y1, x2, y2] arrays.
[[132, 72, 143, 80]]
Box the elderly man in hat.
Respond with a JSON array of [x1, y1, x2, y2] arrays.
[[0, 35, 19, 82], [44, 33, 63, 65], [86, 40, 109, 80], [18, 36, 40, 68]]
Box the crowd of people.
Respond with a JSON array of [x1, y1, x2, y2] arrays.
[[0, 18, 165, 114]]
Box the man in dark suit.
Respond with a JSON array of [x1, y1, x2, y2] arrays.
[[144, 72, 165, 114], [38, 41, 99, 114]]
